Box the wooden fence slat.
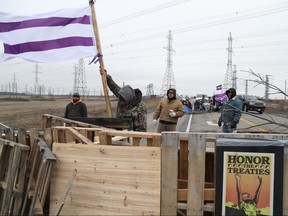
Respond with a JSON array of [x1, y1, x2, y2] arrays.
[[161, 132, 179, 216], [179, 139, 188, 180], [186, 134, 206, 215]]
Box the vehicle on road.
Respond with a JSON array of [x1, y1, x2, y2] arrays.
[[238, 94, 266, 114]]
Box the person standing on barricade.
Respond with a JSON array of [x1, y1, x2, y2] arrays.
[[100, 68, 147, 132]]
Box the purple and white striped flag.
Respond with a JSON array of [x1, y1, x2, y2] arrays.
[[0, 7, 96, 62], [216, 84, 222, 90]]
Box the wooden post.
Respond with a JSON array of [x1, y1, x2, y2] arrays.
[[89, 1, 113, 117]]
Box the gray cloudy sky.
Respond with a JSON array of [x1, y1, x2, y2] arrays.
[[1, 0, 288, 98]]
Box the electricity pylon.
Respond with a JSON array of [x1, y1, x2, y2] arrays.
[[160, 30, 176, 97]]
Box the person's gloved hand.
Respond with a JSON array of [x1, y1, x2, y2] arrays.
[[230, 121, 237, 129], [169, 111, 176, 117], [153, 119, 157, 126], [106, 74, 112, 80], [218, 120, 222, 127]]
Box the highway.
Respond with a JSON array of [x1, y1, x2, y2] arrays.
[[147, 109, 288, 133]]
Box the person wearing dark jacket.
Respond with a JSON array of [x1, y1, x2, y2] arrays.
[[104, 71, 147, 132], [218, 88, 242, 133], [65, 93, 87, 119], [153, 88, 184, 133]]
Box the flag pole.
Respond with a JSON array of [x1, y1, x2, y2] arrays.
[[89, 0, 113, 117]]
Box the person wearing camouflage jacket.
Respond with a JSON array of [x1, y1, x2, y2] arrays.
[[106, 74, 147, 132]]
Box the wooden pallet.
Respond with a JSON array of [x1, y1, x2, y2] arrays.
[[0, 138, 30, 216], [21, 138, 56, 215]]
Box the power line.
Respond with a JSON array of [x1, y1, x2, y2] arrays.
[[101, 5, 288, 47], [100, 0, 191, 28]]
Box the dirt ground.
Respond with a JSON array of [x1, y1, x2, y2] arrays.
[[0, 96, 114, 128], [0, 95, 286, 129], [0, 96, 159, 129]]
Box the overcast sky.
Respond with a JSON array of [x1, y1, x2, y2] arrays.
[[1, 0, 288, 99]]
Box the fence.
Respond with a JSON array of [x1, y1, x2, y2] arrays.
[[161, 132, 288, 215]]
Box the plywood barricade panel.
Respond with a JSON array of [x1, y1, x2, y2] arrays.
[[50, 143, 161, 215], [161, 132, 288, 216]]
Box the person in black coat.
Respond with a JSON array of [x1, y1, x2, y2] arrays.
[[64, 93, 87, 119]]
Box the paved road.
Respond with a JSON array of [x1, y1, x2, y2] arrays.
[[147, 109, 288, 133]]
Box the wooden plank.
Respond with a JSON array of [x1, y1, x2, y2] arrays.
[[5, 128, 14, 141], [99, 131, 112, 145], [179, 139, 188, 180], [50, 143, 161, 215], [186, 134, 206, 216], [161, 132, 179, 216], [1, 145, 21, 215], [152, 135, 161, 147], [41, 115, 52, 129], [177, 188, 215, 201], [43, 128, 53, 148], [177, 202, 214, 212], [55, 119, 63, 126], [132, 137, 140, 146], [69, 117, 132, 130], [18, 128, 27, 145], [66, 127, 93, 144], [13, 149, 29, 215]]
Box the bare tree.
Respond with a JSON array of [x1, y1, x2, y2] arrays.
[[241, 69, 287, 97]]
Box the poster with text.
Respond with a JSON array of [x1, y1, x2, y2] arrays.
[[222, 152, 274, 216]]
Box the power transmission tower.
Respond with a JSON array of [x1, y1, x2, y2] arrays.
[[146, 83, 155, 96], [232, 64, 237, 90], [245, 80, 248, 95], [265, 75, 270, 99], [33, 63, 41, 95], [12, 73, 17, 95], [223, 32, 233, 91], [160, 30, 176, 96], [73, 58, 87, 97]]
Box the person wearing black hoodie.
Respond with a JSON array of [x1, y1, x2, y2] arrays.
[[64, 93, 87, 119], [105, 72, 147, 132], [218, 88, 242, 133]]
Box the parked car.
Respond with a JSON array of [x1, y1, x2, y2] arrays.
[[238, 94, 266, 114]]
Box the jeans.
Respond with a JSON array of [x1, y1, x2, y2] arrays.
[[222, 123, 235, 133]]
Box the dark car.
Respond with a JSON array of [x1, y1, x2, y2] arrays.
[[238, 94, 266, 114]]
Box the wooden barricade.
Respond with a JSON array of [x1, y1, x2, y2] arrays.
[[0, 138, 30, 216], [49, 128, 162, 215], [161, 132, 288, 216]]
